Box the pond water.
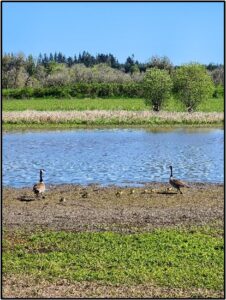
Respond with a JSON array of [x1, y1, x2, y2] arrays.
[[3, 128, 224, 188]]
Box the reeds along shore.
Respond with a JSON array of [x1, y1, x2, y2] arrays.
[[2, 110, 224, 125]]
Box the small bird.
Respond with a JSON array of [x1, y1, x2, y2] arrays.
[[166, 187, 172, 191], [59, 197, 66, 203], [169, 166, 189, 194], [141, 189, 149, 194], [33, 169, 46, 198], [130, 189, 135, 194], [81, 191, 88, 198], [116, 190, 123, 197]]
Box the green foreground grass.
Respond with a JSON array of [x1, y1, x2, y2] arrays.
[[3, 225, 224, 291], [3, 96, 224, 112]]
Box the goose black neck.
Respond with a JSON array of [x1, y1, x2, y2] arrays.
[[170, 167, 173, 177], [40, 170, 43, 182]]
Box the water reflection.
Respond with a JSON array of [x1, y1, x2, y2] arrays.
[[2, 128, 224, 187]]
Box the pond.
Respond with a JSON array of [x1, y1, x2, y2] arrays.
[[2, 128, 224, 188]]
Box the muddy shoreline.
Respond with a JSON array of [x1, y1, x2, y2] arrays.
[[3, 182, 224, 233]]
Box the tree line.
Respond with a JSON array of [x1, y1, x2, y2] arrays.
[[2, 52, 224, 89]]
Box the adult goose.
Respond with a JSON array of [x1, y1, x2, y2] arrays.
[[169, 166, 189, 194], [33, 169, 46, 198]]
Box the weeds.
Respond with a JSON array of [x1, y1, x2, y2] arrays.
[[3, 226, 224, 291]]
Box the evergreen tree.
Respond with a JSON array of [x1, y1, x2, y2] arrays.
[[54, 52, 58, 62], [124, 55, 135, 73], [80, 51, 95, 67], [57, 52, 63, 63], [49, 53, 54, 61], [37, 53, 43, 65], [67, 56, 73, 67], [108, 54, 120, 69], [78, 53, 82, 64], [73, 55, 77, 64], [42, 53, 49, 67]]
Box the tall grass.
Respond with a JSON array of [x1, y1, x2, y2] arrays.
[[2, 110, 224, 126]]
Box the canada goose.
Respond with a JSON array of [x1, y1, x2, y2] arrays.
[[169, 166, 189, 194], [33, 169, 46, 198]]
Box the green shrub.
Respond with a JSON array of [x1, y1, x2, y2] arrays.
[[213, 85, 224, 98], [3, 83, 146, 99]]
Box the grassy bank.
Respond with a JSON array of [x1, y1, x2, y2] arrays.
[[2, 110, 224, 130], [3, 225, 224, 297], [3, 97, 223, 130], [3, 123, 224, 132], [3, 96, 224, 112]]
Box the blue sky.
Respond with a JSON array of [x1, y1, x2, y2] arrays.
[[2, 2, 224, 65]]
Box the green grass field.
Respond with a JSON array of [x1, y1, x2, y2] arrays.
[[3, 225, 224, 291], [2, 97, 224, 112]]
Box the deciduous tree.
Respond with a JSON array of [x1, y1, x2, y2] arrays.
[[173, 63, 214, 112], [143, 67, 173, 111]]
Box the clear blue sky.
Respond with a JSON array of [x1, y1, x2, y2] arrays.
[[2, 2, 224, 65]]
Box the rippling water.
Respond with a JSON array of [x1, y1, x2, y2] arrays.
[[2, 128, 224, 187]]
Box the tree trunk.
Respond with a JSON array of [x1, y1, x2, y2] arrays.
[[153, 104, 160, 112], [187, 106, 193, 113]]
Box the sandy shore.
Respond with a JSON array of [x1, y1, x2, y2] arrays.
[[3, 182, 224, 232]]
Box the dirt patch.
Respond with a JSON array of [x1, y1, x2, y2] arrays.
[[3, 183, 224, 233], [2, 275, 223, 298]]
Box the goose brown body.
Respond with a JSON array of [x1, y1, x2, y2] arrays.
[[169, 166, 189, 194], [33, 169, 45, 197]]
